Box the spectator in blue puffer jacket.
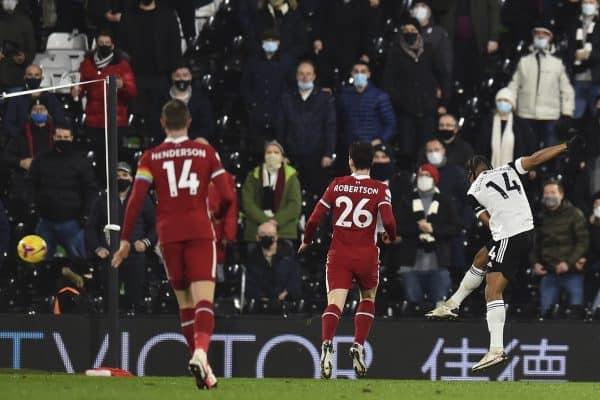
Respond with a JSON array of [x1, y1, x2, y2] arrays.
[[276, 60, 336, 195], [337, 61, 396, 148]]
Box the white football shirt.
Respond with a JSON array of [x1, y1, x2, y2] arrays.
[[467, 158, 534, 241]]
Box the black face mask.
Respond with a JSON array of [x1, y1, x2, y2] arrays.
[[403, 32, 418, 45], [25, 78, 42, 90], [258, 235, 275, 250], [97, 45, 113, 59], [173, 80, 192, 92], [436, 129, 455, 141], [54, 140, 73, 154], [117, 178, 132, 192], [371, 162, 395, 182]]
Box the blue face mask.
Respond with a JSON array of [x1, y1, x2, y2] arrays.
[[298, 80, 314, 90], [262, 40, 279, 54], [582, 3, 598, 16], [352, 73, 368, 88], [533, 37, 549, 50], [31, 113, 48, 124], [496, 100, 513, 114]]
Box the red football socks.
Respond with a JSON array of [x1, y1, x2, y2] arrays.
[[193, 300, 215, 353], [179, 308, 195, 353], [354, 301, 375, 345], [321, 304, 342, 341]]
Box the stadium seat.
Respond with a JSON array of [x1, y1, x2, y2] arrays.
[[46, 32, 88, 51]]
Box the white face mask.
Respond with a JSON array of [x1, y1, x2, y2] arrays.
[[417, 176, 435, 192], [265, 153, 283, 171], [426, 151, 444, 166], [582, 3, 598, 16], [594, 206, 600, 219], [411, 5, 430, 24], [2, 0, 18, 12]]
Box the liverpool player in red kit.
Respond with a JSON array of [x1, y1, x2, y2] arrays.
[[112, 100, 234, 390], [299, 142, 397, 379]]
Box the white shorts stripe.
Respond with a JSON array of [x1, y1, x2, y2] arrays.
[[211, 240, 217, 278], [180, 320, 194, 327], [355, 312, 375, 319], [195, 307, 214, 315], [322, 312, 340, 319]]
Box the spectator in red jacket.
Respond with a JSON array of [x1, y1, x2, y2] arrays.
[[72, 29, 137, 185]]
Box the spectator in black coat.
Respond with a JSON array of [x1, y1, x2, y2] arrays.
[[3, 64, 66, 138], [311, 0, 379, 76], [2, 97, 56, 226], [118, 0, 181, 129], [0, 0, 36, 90], [0, 199, 8, 270], [475, 87, 537, 167], [431, 113, 474, 168], [246, 221, 301, 301], [241, 30, 294, 149], [30, 126, 98, 259], [588, 192, 600, 313], [383, 164, 460, 306], [276, 60, 336, 196], [87, 0, 134, 36], [247, 0, 308, 61], [383, 17, 451, 163], [582, 96, 600, 196], [155, 65, 214, 142], [86, 162, 156, 310]]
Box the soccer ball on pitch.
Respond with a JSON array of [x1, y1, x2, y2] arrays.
[[17, 235, 48, 263]]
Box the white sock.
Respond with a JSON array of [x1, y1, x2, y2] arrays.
[[486, 300, 505, 351], [447, 265, 485, 307]]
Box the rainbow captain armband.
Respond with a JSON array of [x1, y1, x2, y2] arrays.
[[135, 167, 153, 183]]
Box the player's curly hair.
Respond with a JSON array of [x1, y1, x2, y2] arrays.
[[465, 155, 493, 180]]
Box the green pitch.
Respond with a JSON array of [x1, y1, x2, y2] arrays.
[[1, 372, 599, 400]]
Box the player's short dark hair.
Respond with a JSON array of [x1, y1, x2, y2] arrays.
[[543, 178, 564, 193], [351, 60, 370, 72], [161, 99, 191, 130], [465, 155, 492, 178], [349, 141, 374, 170]]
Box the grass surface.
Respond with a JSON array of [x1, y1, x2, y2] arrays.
[[1, 372, 599, 400]]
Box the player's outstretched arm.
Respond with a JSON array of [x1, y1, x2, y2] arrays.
[[298, 201, 329, 253], [520, 135, 584, 172]]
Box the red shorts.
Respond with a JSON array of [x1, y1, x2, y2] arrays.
[[160, 239, 216, 290], [325, 246, 379, 291]]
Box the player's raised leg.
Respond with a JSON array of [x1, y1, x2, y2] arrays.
[[321, 288, 348, 379], [351, 286, 376, 378], [472, 271, 509, 372], [426, 246, 489, 319]]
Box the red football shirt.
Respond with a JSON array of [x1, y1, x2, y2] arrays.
[[121, 136, 234, 244], [303, 174, 396, 249]]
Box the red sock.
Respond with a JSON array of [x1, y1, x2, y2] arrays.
[[321, 304, 341, 342], [354, 301, 375, 345], [179, 308, 195, 354], [193, 300, 215, 353]]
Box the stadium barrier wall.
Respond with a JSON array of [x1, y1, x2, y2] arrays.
[[1, 315, 599, 381]]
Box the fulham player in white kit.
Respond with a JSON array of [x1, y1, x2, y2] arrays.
[[428, 136, 585, 372]]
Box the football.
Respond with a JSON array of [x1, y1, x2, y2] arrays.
[[17, 235, 48, 264]]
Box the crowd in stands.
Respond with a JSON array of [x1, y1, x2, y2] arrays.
[[0, 0, 600, 321]]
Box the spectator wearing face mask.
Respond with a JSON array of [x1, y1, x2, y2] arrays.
[[245, 221, 301, 302], [86, 161, 156, 311], [566, 0, 600, 119], [408, 1, 453, 80], [119, 0, 181, 129], [383, 17, 451, 164], [337, 61, 396, 149], [74, 29, 137, 184], [433, 113, 474, 168], [241, 30, 295, 148], [3, 63, 66, 138], [249, 0, 308, 61], [475, 87, 537, 168], [383, 163, 460, 308], [371, 143, 413, 204], [241, 140, 302, 245], [582, 95, 600, 195], [2, 97, 56, 226], [0, 0, 35, 91], [276, 60, 336, 196], [508, 23, 575, 147], [29, 125, 98, 260], [155, 65, 214, 141], [533, 179, 589, 317]]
